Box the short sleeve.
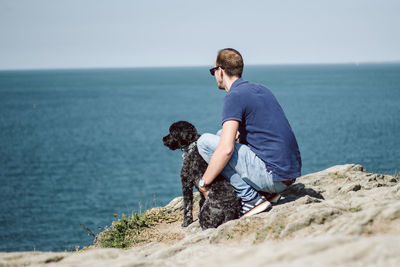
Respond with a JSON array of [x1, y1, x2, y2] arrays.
[[222, 91, 243, 124]]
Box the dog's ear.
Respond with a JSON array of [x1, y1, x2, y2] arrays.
[[171, 121, 199, 148], [180, 123, 198, 144]]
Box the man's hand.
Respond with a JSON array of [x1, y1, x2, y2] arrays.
[[198, 184, 209, 198], [235, 131, 240, 143]]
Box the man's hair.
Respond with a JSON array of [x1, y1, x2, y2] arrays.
[[216, 48, 244, 78]]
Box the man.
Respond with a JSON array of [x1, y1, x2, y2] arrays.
[[197, 48, 301, 217]]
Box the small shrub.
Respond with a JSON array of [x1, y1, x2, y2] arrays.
[[97, 208, 176, 249]]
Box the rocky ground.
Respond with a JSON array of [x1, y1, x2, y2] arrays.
[[1, 164, 400, 267]]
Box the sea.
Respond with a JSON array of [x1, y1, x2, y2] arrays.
[[1, 64, 399, 252]]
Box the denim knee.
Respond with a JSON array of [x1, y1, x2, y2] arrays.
[[197, 133, 211, 150], [197, 133, 214, 162]]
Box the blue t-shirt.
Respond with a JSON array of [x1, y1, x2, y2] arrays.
[[222, 78, 302, 181]]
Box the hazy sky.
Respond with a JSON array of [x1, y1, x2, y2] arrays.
[[1, 0, 399, 70]]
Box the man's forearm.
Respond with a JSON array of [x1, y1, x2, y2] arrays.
[[201, 120, 238, 189], [202, 145, 233, 185]]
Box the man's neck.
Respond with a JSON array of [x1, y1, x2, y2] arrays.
[[224, 76, 240, 92]]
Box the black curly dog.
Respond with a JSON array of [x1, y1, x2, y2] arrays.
[[163, 121, 241, 229]]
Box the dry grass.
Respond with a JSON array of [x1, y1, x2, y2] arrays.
[[97, 206, 182, 249]]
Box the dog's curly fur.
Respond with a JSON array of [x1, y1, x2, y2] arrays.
[[163, 121, 241, 229]]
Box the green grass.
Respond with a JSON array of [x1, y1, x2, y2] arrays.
[[97, 208, 175, 249]]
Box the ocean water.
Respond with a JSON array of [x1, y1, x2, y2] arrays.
[[0, 64, 399, 252]]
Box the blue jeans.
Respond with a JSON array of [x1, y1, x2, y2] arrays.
[[197, 131, 288, 201]]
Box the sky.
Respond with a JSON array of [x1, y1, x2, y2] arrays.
[[0, 0, 399, 70]]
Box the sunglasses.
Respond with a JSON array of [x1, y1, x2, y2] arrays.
[[209, 66, 223, 76]]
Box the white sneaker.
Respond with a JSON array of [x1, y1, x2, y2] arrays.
[[240, 195, 272, 217]]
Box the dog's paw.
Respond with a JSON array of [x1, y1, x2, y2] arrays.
[[181, 218, 193, 227]]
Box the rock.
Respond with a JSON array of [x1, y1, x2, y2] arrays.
[[1, 164, 399, 266]]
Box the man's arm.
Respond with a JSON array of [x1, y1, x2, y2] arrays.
[[198, 120, 239, 197]]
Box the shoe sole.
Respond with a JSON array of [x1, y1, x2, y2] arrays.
[[258, 192, 282, 204], [241, 200, 272, 217], [268, 194, 281, 204]]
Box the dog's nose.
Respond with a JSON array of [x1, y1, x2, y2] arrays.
[[162, 135, 170, 146]]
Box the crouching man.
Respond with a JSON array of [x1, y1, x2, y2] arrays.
[[197, 48, 302, 217]]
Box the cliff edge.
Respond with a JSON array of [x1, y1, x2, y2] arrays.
[[1, 164, 399, 267]]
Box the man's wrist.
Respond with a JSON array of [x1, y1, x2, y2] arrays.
[[199, 178, 207, 187]]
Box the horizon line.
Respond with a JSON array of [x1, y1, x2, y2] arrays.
[[1, 60, 400, 72]]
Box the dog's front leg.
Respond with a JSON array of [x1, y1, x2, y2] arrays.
[[181, 173, 194, 227]]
